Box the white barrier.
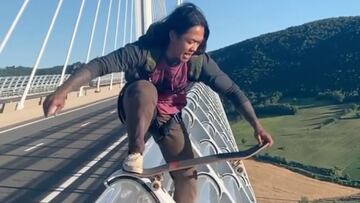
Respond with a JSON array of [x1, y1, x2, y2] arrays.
[[96, 83, 257, 203], [0, 73, 124, 101]]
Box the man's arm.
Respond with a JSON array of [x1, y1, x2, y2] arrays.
[[237, 100, 273, 145], [43, 67, 92, 117], [43, 43, 145, 117], [198, 54, 273, 146]]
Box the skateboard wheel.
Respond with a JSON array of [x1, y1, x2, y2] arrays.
[[235, 166, 244, 174], [154, 174, 163, 181], [151, 180, 161, 190]]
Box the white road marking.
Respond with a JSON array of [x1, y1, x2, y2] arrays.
[[39, 135, 127, 203], [110, 110, 116, 114], [0, 96, 116, 134], [24, 143, 44, 152], [80, 122, 91, 127]]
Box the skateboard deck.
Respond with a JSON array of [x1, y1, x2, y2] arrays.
[[127, 143, 268, 178]]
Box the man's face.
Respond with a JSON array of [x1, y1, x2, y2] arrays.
[[168, 25, 204, 63]]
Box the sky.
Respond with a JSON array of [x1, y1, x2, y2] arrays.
[[0, 0, 359, 68]]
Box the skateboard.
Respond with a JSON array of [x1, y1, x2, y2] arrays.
[[120, 143, 268, 190]]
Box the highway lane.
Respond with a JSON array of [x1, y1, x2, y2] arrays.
[[0, 98, 130, 202]]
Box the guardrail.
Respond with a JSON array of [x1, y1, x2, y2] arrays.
[[96, 82, 257, 203], [0, 74, 69, 100], [0, 73, 124, 101]]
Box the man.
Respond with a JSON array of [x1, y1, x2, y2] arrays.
[[43, 3, 273, 203]]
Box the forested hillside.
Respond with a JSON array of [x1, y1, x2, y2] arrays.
[[210, 16, 360, 97]]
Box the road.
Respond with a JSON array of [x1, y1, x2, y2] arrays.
[[0, 98, 129, 203]]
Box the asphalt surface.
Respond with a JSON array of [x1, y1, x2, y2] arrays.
[[0, 98, 129, 203]]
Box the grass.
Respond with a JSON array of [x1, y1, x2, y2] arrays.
[[231, 98, 360, 180]]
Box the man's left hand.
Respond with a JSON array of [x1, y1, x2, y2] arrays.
[[254, 127, 274, 147]]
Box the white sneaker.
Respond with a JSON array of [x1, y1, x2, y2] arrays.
[[122, 153, 143, 174]]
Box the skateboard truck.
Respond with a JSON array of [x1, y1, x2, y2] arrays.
[[149, 174, 164, 190]]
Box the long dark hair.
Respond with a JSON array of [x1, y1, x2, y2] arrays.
[[138, 3, 210, 55]]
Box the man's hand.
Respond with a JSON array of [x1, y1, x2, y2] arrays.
[[254, 127, 274, 147], [43, 91, 67, 117]]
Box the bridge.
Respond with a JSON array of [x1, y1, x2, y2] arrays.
[[0, 1, 258, 202]]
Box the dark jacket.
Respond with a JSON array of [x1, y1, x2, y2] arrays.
[[83, 41, 248, 106]]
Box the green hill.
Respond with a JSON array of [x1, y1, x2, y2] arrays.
[[210, 16, 360, 97], [232, 99, 360, 187]]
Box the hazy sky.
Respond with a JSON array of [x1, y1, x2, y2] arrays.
[[0, 0, 359, 68]]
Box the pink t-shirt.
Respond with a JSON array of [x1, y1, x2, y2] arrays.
[[150, 59, 188, 115]]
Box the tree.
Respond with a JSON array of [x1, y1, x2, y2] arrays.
[[298, 196, 309, 203]]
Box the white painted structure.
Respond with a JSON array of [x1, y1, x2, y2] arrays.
[[96, 83, 257, 203]]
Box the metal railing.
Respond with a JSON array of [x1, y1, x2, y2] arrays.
[[0, 74, 69, 100], [0, 73, 124, 101], [96, 82, 257, 203]]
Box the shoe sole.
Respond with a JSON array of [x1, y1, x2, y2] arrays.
[[122, 166, 143, 174]]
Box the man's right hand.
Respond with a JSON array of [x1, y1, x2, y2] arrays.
[[43, 91, 67, 117]]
